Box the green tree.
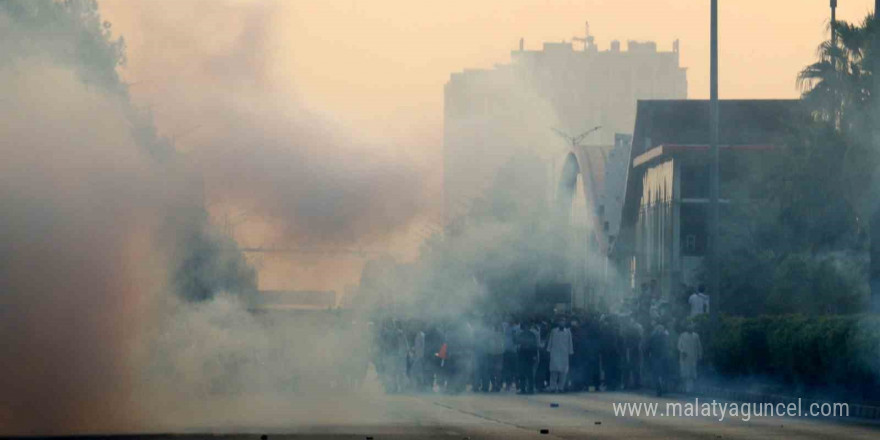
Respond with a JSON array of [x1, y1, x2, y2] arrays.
[[1, 0, 127, 91], [798, 13, 880, 312], [1, 0, 257, 302], [716, 114, 866, 316]]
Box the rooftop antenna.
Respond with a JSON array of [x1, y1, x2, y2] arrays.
[[572, 21, 594, 51]]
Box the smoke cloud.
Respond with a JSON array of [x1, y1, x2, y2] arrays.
[[0, 58, 170, 433], [0, 1, 611, 436], [0, 0, 425, 434], [101, 0, 428, 247]]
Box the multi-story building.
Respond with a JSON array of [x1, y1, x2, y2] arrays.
[[616, 99, 801, 301], [443, 37, 688, 224]]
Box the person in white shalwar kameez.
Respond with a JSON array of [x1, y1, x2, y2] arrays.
[[546, 321, 574, 392], [677, 327, 702, 393]]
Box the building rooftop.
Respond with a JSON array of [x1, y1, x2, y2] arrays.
[[616, 99, 804, 257], [631, 99, 802, 156]]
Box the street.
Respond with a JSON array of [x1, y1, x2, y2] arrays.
[[137, 381, 880, 440]]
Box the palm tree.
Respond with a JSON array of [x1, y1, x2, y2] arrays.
[[798, 15, 878, 133], [799, 13, 880, 312]]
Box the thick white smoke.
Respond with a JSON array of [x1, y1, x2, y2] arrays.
[[0, 1, 619, 436], [0, 1, 423, 435]]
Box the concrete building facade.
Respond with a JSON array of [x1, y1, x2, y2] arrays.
[[443, 37, 688, 224], [616, 99, 801, 302]]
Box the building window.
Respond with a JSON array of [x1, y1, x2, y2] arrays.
[[681, 165, 709, 199], [680, 204, 707, 256], [685, 234, 697, 253]]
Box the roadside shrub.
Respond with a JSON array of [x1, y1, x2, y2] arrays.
[[698, 314, 880, 399]]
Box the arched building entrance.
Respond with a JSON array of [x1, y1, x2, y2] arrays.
[[554, 147, 610, 310]]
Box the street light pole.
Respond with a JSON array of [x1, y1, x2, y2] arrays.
[[831, 1, 837, 45], [709, 0, 720, 319], [873, 1, 880, 313]]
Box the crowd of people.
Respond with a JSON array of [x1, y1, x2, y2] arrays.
[[371, 280, 708, 397]]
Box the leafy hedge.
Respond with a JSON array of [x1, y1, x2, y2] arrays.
[[695, 314, 880, 399]]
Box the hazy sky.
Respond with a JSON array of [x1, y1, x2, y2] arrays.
[[99, 0, 875, 292], [102, 0, 875, 150]]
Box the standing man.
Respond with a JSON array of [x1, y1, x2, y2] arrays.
[[689, 285, 710, 317], [487, 323, 506, 392], [471, 321, 489, 392], [649, 280, 667, 323], [647, 323, 670, 397], [536, 320, 550, 391], [620, 314, 643, 390], [583, 313, 603, 391], [411, 323, 426, 391], [570, 320, 589, 391], [677, 324, 703, 393], [424, 323, 444, 392], [502, 319, 520, 391], [516, 320, 540, 394], [546, 319, 574, 392], [384, 320, 409, 393]]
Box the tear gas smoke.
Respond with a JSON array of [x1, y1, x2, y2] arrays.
[[100, 0, 427, 247], [0, 1, 620, 436], [0, 58, 169, 433], [0, 1, 424, 434]]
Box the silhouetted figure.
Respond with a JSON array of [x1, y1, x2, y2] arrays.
[[570, 320, 589, 391], [487, 323, 505, 391], [677, 325, 702, 393], [599, 315, 622, 391], [536, 320, 550, 391], [689, 284, 710, 318], [410, 324, 427, 391], [502, 320, 520, 391], [546, 320, 573, 392], [516, 320, 540, 394], [472, 322, 490, 392], [647, 323, 670, 397], [621, 316, 643, 390], [425, 324, 446, 392]]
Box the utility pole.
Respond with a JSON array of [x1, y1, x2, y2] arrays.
[[708, 0, 720, 319], [872, 0, 880, 313], [831, 1, 838, 45]]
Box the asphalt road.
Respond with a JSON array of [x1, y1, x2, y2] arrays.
[[96, 388, 880, 440]]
